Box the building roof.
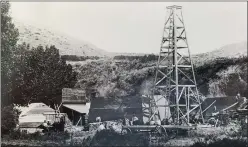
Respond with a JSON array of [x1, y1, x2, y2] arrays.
[[62, 103, 90, 114], [16, 103, 55, 117], [24, 103, 55, 115], [62, 88, 88, 103]]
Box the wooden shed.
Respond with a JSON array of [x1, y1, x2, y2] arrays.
[[60, 88, 91, 126]]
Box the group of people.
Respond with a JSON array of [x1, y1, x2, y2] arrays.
[[39, 120, 53, 132], [123, 113, 139, 126], [39, 116, 66, 132]]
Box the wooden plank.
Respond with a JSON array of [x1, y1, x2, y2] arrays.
[[76, 116, 82, 126], [157, 85, 196, 88], [123, 125, 195, 130], [158, 65, 192, 68], [213, 102, 239, 116], [222, 102, 238, 111]]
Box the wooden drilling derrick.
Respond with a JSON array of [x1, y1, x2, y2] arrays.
[[149, 5, 204, 125], [121, 6, 204, 144]]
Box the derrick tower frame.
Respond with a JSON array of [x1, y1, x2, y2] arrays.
[[149, 5, 204, 125]]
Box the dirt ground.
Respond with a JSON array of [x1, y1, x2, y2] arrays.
[[2, 121, 245, 147]]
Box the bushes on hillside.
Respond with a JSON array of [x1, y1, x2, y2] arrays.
[[75, 55, 247, 98], [195, 56, 248, 96], [114, 54, 158, 63], [61, 55, 99, 61], [75, 59, 155, 98]]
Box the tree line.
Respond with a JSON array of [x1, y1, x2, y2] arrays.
[[114, 54, 158, 63], [61, 55, 100, 61]]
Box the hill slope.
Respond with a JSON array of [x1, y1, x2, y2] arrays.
[[14, 21, 109, 57], [192, 41, 247, 67], [72, 41, 247, 98]]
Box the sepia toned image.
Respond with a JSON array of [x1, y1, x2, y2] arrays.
[[1, 1, 247, 147]]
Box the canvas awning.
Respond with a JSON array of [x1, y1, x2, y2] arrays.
[[63, 103, 90, 114]]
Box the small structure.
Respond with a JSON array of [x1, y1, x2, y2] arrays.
[[17, 103, 56, 133], [60, 88, 91, 126]]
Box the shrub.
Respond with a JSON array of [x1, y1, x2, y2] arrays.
[[89, 130, 149, 146], [1, 105, 20, 135], [191, 137, 248, 147]]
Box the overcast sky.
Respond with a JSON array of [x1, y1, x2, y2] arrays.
[[10, 2, 247, 54]]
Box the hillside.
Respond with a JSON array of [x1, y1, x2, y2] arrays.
[[13, 21, 247, 98], [14, 21, 109, 57], [192, 41, 247, 67], [71, 41, 247, 98]]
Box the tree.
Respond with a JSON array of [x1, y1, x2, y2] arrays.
[[1, 1, 21, 135], [1, 1, 19, 107], [11, 45, 78, 107]]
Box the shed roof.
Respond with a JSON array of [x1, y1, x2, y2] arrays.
[[62, 103, 90, 114], [17, 103, 55, 117], [62, 88, 88, 103]]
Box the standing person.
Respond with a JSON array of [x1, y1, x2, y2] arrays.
[[132, 113, 139, 125], [47, 120, 51, 126], [96, 116, 101, 122], [41, 120, 49, 132], [123, 112, 130, 126], [236, 93, 247, 110], [212, 106, 218, 116], [42, 120, 48, 127]]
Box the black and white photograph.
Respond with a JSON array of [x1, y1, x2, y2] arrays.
[[1, 1, 247, 147]]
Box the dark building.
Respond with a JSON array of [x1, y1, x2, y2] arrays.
[[88, 95, 147, 124]]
